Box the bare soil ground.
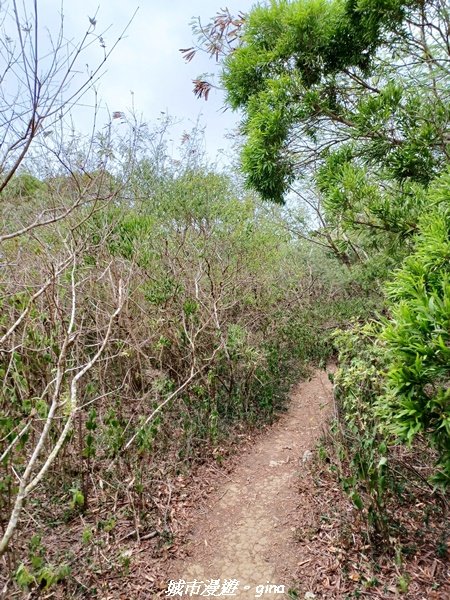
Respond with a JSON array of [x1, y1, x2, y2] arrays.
[[166, 369, 333, 598]]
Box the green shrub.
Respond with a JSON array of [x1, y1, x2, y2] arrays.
[[381, 201, 450, 487], [333, 323, 392, 540]]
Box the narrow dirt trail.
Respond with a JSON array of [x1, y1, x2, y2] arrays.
[[171, 369, 333, 598]]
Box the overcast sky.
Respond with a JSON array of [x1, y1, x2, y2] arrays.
[[39, 0, 258, 164]]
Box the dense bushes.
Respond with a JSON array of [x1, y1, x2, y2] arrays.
[[2, 0, 450, 592], [1, 157, 355, 590], [330, 188, 450, 544], [381, 191, 450, 486]]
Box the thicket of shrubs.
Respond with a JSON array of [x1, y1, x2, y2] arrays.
[[1, 0, 449, 595], [1, 128, 364, 592], [330, 171, 450, 546]]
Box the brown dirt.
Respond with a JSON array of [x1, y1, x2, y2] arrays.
[[168, 368, 333, 598]]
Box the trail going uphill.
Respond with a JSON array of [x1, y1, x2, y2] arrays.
[[170, 369, 334, 598]]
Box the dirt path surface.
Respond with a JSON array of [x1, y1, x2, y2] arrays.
[[170, 369, 333, 598]]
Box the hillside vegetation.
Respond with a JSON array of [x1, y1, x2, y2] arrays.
[[0, 0, 449, 597]]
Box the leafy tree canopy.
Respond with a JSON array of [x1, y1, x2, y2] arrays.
[[221, 0, 450, 228]]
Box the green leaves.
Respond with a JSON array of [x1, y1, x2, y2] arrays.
[[379, 198, 450, 484], [69, 488, 85, 510], [217, 0, 450, 290], [220, 0, 432, 206]]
